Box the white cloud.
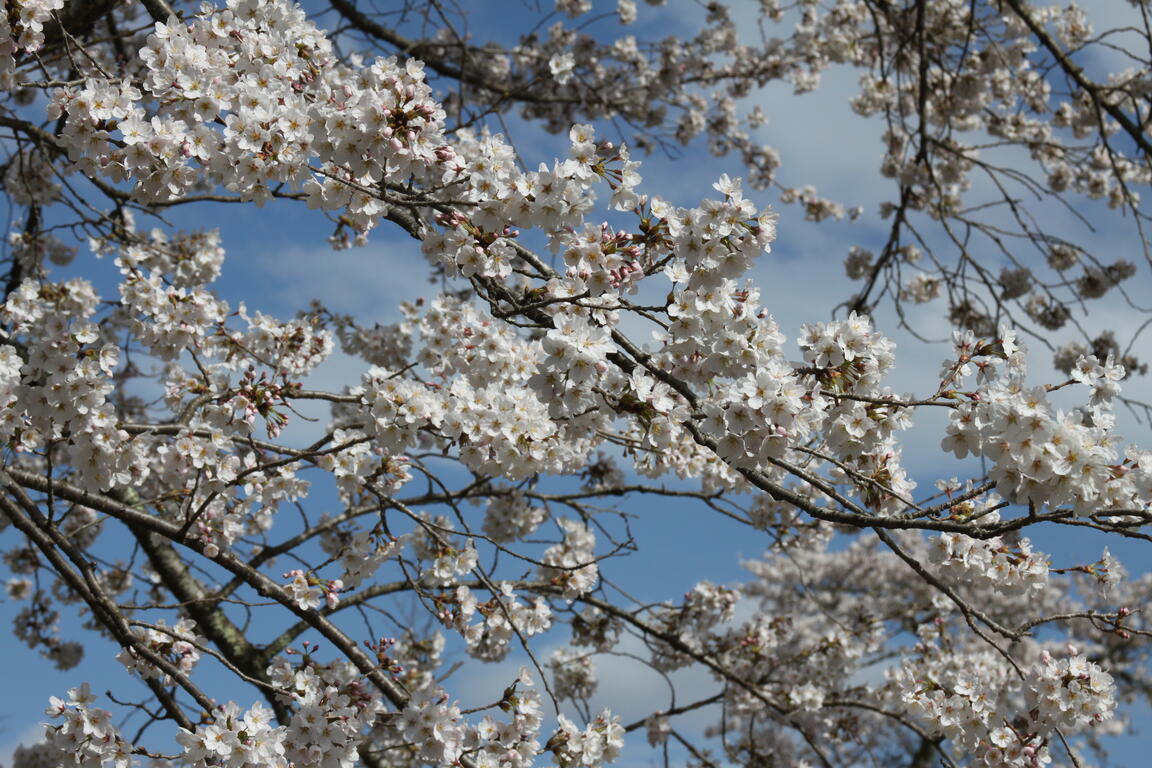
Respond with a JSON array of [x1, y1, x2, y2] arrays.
[[254, 235, 429, 325], [0, 722, 45, 768]]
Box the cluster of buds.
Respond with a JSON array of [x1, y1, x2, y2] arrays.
[[228, 365, 292, 437]]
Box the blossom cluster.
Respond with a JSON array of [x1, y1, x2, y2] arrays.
[[176, 701, 289, 768], [284, 569, 343, 611], [116, 618, 205, 683], [0, 278, 146, 491], [441, 583, 552, 661], [268, 657, 386, 768], [318, 523, 399, 589], [547, 711, 625, 768], [0, 0, 64, 90], [52, 0, 458, 230], [929, 530, 1049, 596], [941, 330, 1152, 515], [539, 518, 599, 601], [892, 625, 1117, 768], [0, 2, 1148, 768], [42, 685, 133, 768]]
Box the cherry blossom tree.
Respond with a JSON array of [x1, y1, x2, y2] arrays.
[[0, 2, 1151, 768]]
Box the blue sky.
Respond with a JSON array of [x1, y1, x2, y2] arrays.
[[3, 1, 1152, 766]]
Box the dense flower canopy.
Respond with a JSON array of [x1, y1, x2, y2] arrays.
[[0, 2, 1151, 768]]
